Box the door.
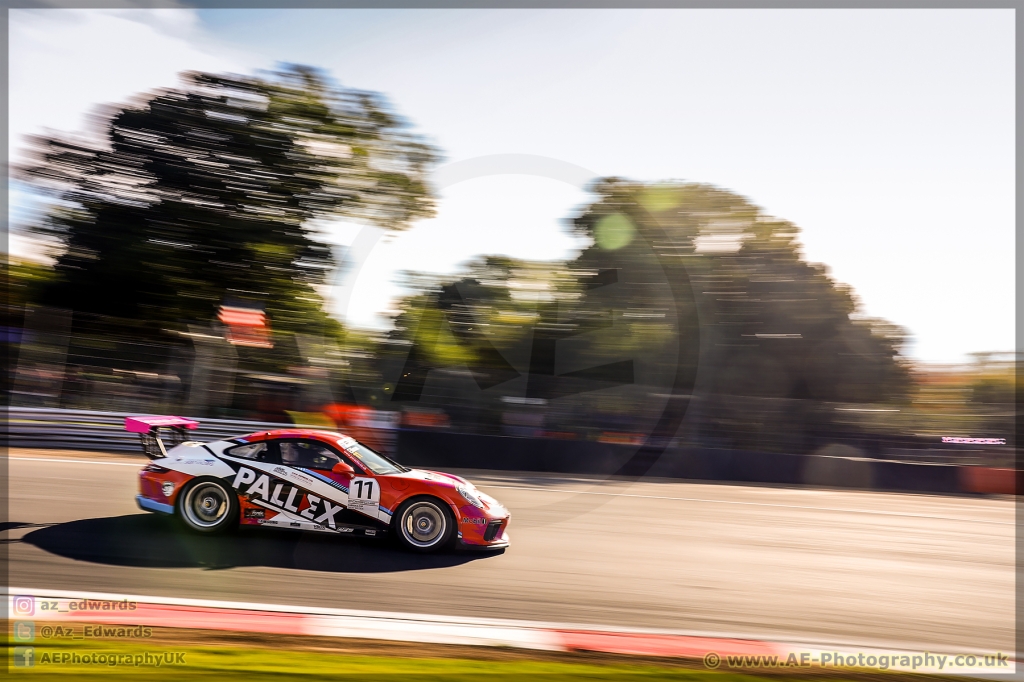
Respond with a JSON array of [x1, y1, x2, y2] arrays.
[[277, 439, 384, 526]]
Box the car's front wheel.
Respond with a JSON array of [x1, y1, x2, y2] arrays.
[[177, 478, 238, 534], [393, 497, 455, 552]]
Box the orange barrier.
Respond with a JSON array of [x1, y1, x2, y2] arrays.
[[959, 467, 1017, 495]]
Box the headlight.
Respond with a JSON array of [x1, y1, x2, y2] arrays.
[[456, 485, 484, 509]]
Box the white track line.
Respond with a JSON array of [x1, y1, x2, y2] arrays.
[[480, 485, 1014, 526], [0, 587, 971, 650], [5, 587, 563, 629]]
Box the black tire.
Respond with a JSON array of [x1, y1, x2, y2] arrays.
[[176, 477, 239, 535], [392, 496, 456, 553]]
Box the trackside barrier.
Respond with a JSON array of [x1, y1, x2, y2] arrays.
[[5, 588, 1014, 674], [3, 407, 320, 452], [395, 429, 1013, 496], [2, 407, 1015, 496]]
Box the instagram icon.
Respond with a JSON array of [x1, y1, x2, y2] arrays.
[[13, 596, 34, 616]]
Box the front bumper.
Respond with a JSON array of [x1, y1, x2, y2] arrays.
[[136, 494, 174, 515], [456, 513, 510, 548], [458, 532, 509, 551]]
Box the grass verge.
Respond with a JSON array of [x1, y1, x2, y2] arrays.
[[2, 627, 959, 681]]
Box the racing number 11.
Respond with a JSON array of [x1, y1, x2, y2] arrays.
[[348, 477, 380, 514]]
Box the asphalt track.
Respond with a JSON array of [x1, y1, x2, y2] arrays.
[[5, 449, 1013, 653]]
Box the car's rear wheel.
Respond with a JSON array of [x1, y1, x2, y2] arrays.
[[177, 478, 238, 534], [393, 497, 455, 552]]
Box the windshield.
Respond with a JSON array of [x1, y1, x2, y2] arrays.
[[336, 436, 406, 475]]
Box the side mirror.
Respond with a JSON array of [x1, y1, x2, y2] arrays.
[[332, 461, 355, 476]]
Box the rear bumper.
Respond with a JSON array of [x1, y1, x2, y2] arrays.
[[136, 494, 174, 515]]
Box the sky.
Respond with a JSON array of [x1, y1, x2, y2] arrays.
[[7, 8, 1015, 364]]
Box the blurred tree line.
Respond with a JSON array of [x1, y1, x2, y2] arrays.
[[377, 179, 914, 450], [16, 65, 436, 355], [9, 65, 1010, 454], [9, 66, 437, 410]]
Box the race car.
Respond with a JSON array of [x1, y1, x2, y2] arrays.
[[128, 415, 509, 552]]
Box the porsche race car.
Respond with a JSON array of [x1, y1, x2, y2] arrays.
[[129, 416, 509, 552]]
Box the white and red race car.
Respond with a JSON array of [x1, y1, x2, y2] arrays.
[[129, 416, 509, 553]]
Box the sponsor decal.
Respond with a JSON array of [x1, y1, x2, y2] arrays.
[[231, 467, 343, 529], [290, 522, 301, 527], [178, 459, 214, 466], [365, 529, 376, 536], [941, 436, 1006, 445], [462, 517, 487, 524], [244, 508, 265, 519], [272, 466, 289, 477], [161, 482, 175, 498], [338, 527, 354, 533]]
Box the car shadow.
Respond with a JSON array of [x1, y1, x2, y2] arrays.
[[20, 515, 497, 573]]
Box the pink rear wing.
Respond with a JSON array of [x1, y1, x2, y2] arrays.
[[124, 411, 198, 432], [125, 415, 200, 433], [125, 415, 200, 459]]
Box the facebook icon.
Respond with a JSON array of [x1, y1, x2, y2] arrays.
[[13, 646, 34, 668]]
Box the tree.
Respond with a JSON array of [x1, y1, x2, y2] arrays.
[[571, 179, 910, 403], [19, 66, 438, 335], [570, 180, 911, 450]]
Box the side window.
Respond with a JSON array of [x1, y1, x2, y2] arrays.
[[225, 442, 269, 461], [278, 440, 343, 471]]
